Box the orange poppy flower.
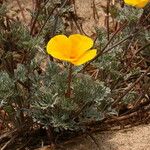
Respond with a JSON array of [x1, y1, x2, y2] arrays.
[[46, 34, 97, 66], [124, 0, 149, 8]]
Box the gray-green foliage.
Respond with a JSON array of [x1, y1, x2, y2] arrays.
[[0, 72, 15, 105], [0, 63, 30, 124], [0, 0, 149, 133], [0, 0, 114, 131], [116, 6, 143, 23], [94, 3, 149, 108], [30, 61, 113, 130]]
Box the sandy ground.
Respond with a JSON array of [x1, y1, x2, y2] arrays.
[[62, 125, 150, 150], [7, 0, 32, 25], [7, 0, 106, 35], [36, 124, 150, 150], [74, 0, 106, 36]]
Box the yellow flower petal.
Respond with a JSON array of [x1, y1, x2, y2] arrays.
[[46, 34, 97, 65], [68, 34, 94, 58], [46, 35, 71, 60], [135, 0, 149, 8], [72, 49, 97, 66], [124, 0, 149, 8]]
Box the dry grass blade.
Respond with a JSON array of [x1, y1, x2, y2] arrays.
[[1, 135, 17, 150], [0, 129, 17, 142]]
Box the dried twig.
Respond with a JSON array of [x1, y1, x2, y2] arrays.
[[87, 133, 101, 150], [1, 135, 17, 150], [16, 0, 27, 23], [17, 138, 32, 150], [71, 13, 83, 34], [30, 0, 50, 35], [0, 129, 17, 142], [92, 0, 99, 22], [81, 21, 128, 71], [51, 0, 68, 36], [112, 67, 150, 106], [37, 5, 58, 36], [134, 42, 150, 56]]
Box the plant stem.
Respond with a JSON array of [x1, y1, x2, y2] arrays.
[[30, 0, 50, 35], [47, 125, 54, 145], [66, 64, 72, 98]]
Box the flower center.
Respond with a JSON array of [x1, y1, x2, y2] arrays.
[[70, 56, 76, 59]]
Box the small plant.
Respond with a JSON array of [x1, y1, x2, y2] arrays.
[[0, 0, 150, 149]]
